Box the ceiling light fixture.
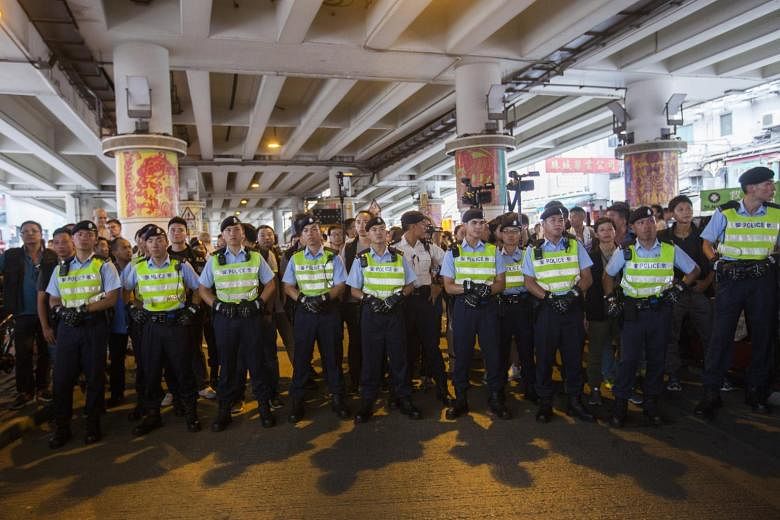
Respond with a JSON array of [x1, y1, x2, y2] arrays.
[[240, 199, 248, 205], [267, 127, 281, 149], [250, 182, 260, 188]]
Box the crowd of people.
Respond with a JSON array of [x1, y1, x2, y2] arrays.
[[1, 166, 777, 449]]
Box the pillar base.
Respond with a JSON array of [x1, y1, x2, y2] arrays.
[[102, 134, 188, 157], [615, 139, 687, 158], [444, 134, 516, 155]]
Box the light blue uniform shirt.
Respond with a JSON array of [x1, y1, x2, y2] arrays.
[[123, 256, 201, 292], [46, 254, 122, 298], [500, 247, 527, 294], [605, 239, 698, 278], [521, 238, 593, 277], [346, 247, 416, 289], [440, 239, 506, 280], [199, 247, 275, 288], [700, 201, 778, 261], [282, 246, 347, 286]]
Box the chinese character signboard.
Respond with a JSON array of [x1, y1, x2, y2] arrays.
[[545, 157, 622, 174]]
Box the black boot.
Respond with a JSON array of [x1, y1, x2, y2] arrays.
[[331, 395, 351, 419], [133, 409, 163, 436], [488, 392, 512, 420], [185, 402, 201, 432], [172, 396, 186, 417], [258, 402, 276, 428], [211, 402, 232, 432], [288, 398, 305, 423], [84, 415, 102, 444], [536, 398, 553, 423], [399, 397, 422, 420], [694, 388, 722, 418], [746, 387, 771, 414], [445, 395, 469, 420], [48, 422, 72, 449], [643, 396, 663, 426], [566, 394, 596, 422], [610, 398, 628, 428], [524, 385, 540, 404], [354, 399, 374, 424]]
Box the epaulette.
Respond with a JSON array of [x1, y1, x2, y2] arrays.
[[133, 255, 147, 264], [764, 201, 780, 209], [211, 247, 226, 257], [718, 200, 740, 211], [388, 246, 403, 256], [388, 239, 401, 247], [324, 246, 339, 255]]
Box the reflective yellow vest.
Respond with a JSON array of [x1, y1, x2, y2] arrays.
[[292, 249, 334, 297], [503, 249, 525, 290], [717, 206, 780, 260], [361, 251, 405, 298], [213, 252, 261, 303], [453, 243, 497, 284], [58, 257, 104, 308], [135, 259, 185, 311], [620, 243, 675, 298], [532, 240, 580, 293]]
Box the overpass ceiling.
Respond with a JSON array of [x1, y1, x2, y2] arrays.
[[0, 0, 778, 221]]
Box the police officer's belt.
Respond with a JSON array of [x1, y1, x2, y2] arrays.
[[410, 285, 432, 298], [456, 294, 495, 306], [623, 295, 665, 311], [148, 309, 193, 325], [498, 293, 531, 305], [716, 259, 773, 281]]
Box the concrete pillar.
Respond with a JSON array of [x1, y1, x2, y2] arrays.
[[64, 194, 77, 223], [445, 60, 514, 221], [102, 43, 187, 240], [617, 78, 687, 206], [273, 206, 284, 234]]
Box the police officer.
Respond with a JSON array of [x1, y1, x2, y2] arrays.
[[347, 216, 421, 423], [45, 220, 121, 448], [199, 216, 277, 431], [696, 166, 780, 416], [522, 206, 594, 423], [123, 226, 203, 436], [440, 208, 508, 420], [497, 213, 538, 403], [283, 213, 350, 423], [603, 207, 699, 427], [395, 210, 452, 406]]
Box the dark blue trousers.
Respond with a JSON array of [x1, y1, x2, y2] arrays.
[[361, 305, 411, 401], [499, 298, 535, 385], [534, 302, 585, 399], [141, 321, 196, 412], [53, 318, 108, 425], [451, 297, 503, 397], [404, 291, 446, 388], [615, 304, 672, 400], [213, 313, 272, 406], [290, 306, 344, 399], [704, 271, 777, 391]]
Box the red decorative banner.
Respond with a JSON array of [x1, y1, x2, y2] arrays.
[[454, 147, 506, 210], [116, 150, 179, 219], [545, 157, 622, 174], [624, 151, 679, 207]]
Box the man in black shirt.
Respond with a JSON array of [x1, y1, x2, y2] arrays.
[[658, 195, 714, 391]]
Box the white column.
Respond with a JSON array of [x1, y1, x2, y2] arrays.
[[625, 77, 681, 143], [455, 60, 502, 136], [273, 206, 284, 234], [113, 42, 173, 135], [64, 194, 77, 222]]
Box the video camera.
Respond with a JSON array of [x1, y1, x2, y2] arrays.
[[461, 177, 495, 208], [506, 170, 539, 192]]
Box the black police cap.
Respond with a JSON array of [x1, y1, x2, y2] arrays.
[[220, 215, 242, 232], [500, 213, 522, 229], [738, 166, 774, 187], [540, 206, 566, 221], [142, 225, 166, 241], [400, 210, 426, 229], [543, 200, 569, 219], [72, 220, 97, 234], [365, 216, 387, 230], [461, 208, 484, 223], [629, 206, 654, 224], [293, 213, 318, 235], [52, 226, 72, 236]]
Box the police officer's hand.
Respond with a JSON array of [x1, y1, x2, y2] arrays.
[[213, 300, 236, 318], [382, 292, 404, 312], [662, 282, 686, 305], [463, 292, 481, 308], [604, 293, 621, 318], [429, 283, 442, 303], [42, 325, 56, 345], [185, 303, 200, 318], [473, 283, 492, 299]]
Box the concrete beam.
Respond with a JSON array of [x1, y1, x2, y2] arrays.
[[243, 75, 286, 160], [667, 15, 780, 74], [508, 110, 613, 160], [511, 96, 594, 135], [276, 0, 322, 44], [716, 41, 780, 76], [318, 82, 424, 160], [185, 70, 214, 159], [0, 111, 99, 189], [0, 154, 56, 190], [280, 79, 356, 159], [365, 0, 433, 49], [180, 0, 213, 39], [446, 0, 534, 54]]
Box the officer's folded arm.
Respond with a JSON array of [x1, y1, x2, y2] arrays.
[[577, 267, 593, 292], [523, 275, 548, 300], [259, 277, 275, 305], [350, 286, 364, 300], [489, 273, 505, 295], [702, 239, 718, 263], [198, 284, 216, 307], [442, 276, 463, 295], [328, 282, 345, 301], [87, 288, 119, 311]]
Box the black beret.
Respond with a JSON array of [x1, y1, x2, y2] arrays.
[[293, 213, 318, 235], [543, 200, 569, 219], [52, 226, 72, 236], [500, 213, 522, 229], [629, 206, 654, 224], [400, 210, 426, 229], [668, 194, 692, 212], [168, 216, 188, 229], [135, 223, 155, 238], [142, 225, 166, 241], [220, 216, 242, 232], [738, 166, 774, 187], [365, 216, 387, 230], [72, 220, 97, 234], [540, 206, 566, 220], [461, 208, 484, 223]]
